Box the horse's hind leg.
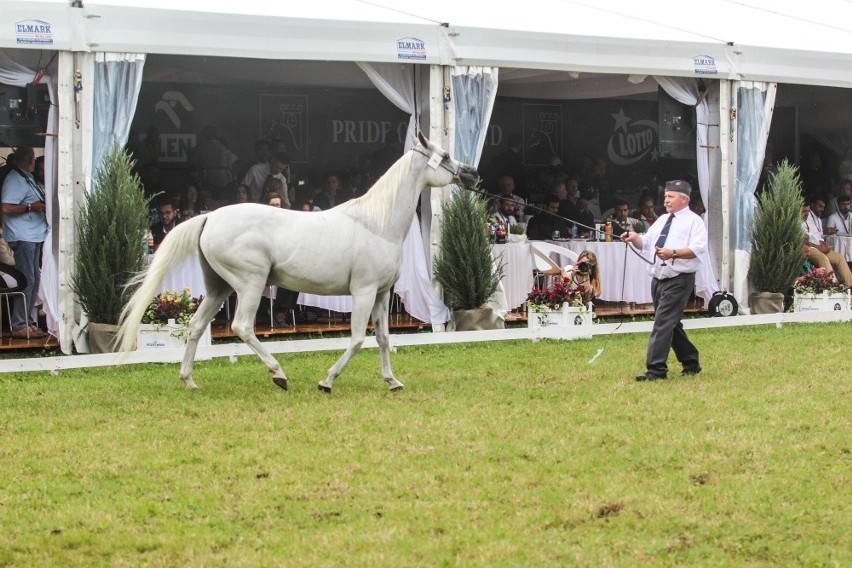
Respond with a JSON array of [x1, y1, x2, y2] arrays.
[[371, 290, 403, 391], [230, 287, 289, 390], [179, 284, 230, 389], [318, 292, 374, 393]]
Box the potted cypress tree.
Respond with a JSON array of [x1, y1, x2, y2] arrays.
[[433, 188, 504, 330], [747, 160, 806, 314], [72, 145, 152, 352]]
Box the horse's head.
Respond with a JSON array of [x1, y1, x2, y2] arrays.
[[416, 132, 480, 189]]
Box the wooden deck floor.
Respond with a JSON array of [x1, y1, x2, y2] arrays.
[[0, 300, 706, 354]]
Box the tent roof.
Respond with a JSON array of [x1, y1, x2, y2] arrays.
[[4, 0, 852, 88]]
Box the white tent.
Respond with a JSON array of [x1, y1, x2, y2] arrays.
[[2, 0, 851, 352]]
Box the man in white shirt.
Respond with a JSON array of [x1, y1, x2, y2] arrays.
[[621, 180, 706, 381], [608, 199, 642, 235], [241, 139, 272, 202], [801, 203, 852, 285], [826, 195, 851, 236]]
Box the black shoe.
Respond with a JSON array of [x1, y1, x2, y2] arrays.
[[681, 367, 702, 377], [635, 373, 667, 382]]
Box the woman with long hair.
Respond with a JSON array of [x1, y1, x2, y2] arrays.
[[566, 250, 602, 304]]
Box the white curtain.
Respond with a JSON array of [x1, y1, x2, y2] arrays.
[[357, 62, 417, 151], [450, 66, 505, 319], [654, 76, 721, 306], [91, 53, 146, 185], [358, 62, 450, 325], [732, 82, 777, 310], [0, 50, 60, 339], [452, 67, 499, 167]]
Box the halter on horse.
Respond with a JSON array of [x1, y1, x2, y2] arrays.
[[116, 133, 479, 393]]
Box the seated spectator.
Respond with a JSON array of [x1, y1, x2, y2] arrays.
[[632, 195, 658, 227], [494, 197, 519, 227], [571, 196, 596, 238], [232, 183, 250, 205], [497, 174, 526, 218], [269, 152, 291, 207], [826, 179, 852, 217], [180, 183, 209, 219], [241, 139, 272, 202], [608, 199, 643, 235], [801, 203, 852, 285], [313, 173, 353, 210], [150, 199, 180, 252], [551, 178, 578, 223], [526, 194, 571, 240], [263, 177, 288, 208], [826, 194, 851, 236], [294, 195, 319, 212], [689, 194, 706, 217], [266, 192, 284, 208], [565, 250, 602, 304]]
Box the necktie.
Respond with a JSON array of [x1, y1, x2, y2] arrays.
[[654, 213, 674, 248]]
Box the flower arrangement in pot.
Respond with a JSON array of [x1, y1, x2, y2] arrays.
[[527, 276, 586, 310], [793, 267, 847, 296], [791, 266, 850, 312], [140, 288, 204, 341], [526, 276, 592, 328]]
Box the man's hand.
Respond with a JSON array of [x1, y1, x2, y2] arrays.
[[817, 242, 831, 254], [620, 230, 641, 248], [30, 200, 46, 213]]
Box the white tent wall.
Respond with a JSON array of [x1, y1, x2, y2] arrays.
[[2, 0, 851, 351]]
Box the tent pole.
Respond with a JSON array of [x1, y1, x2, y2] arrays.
[[427, 63, 449, 332], [719, 79, 733, 292]]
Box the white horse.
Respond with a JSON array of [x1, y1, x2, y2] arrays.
[[116, 134, 479, 393]]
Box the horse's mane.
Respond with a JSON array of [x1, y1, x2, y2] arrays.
[[343, 151, 414, 231]]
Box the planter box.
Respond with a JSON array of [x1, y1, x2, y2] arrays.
[[792, 291, 851, 312], [528, 302, 593, 330], [137, 319, 211, 350]]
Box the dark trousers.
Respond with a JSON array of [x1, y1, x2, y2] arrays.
[[646, 272, 699, 376]]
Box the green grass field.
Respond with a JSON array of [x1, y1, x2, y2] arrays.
[[0, 323, 849, 566]]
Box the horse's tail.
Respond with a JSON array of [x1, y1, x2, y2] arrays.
[[115, 214, 209, 353]]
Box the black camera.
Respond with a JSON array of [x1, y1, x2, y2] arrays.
[[577, 261, 594, 272]]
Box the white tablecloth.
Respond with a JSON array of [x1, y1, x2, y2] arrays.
[[827, 235, 852, 262], [548, 240, 654, 304], [491, 243, 534, 310], [156, 253, 207, 297], [297, 293, 352, 313]]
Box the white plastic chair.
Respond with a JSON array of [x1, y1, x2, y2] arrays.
[[0, 264, 30, 339], [529, 241, 580, 288]]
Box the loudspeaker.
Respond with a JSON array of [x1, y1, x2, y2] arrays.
[[658, 87, 695, 160], [0, 83, 49, 148]]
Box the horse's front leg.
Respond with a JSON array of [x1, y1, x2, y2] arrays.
[[318, 292, 375, 393], [371, 289, 403, 391], [179, 288, 229, 389], [230, 286, 289, 390]]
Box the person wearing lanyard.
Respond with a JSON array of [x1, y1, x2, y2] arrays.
[[620, 180, 706, 381], [0, 147, 49, 339], [801, 202, 852, 285], [826, 194, 851, 236]]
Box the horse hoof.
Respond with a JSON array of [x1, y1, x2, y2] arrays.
[[390, 384, 404, 392], [318, 384, 332, 394], [183, 379, 199, 389], [272, 377, 288, 391]]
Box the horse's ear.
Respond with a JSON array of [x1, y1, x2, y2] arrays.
[[417, 131, 428, 148]]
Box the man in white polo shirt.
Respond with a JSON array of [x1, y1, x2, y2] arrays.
[[621, 180, 706, 381]]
